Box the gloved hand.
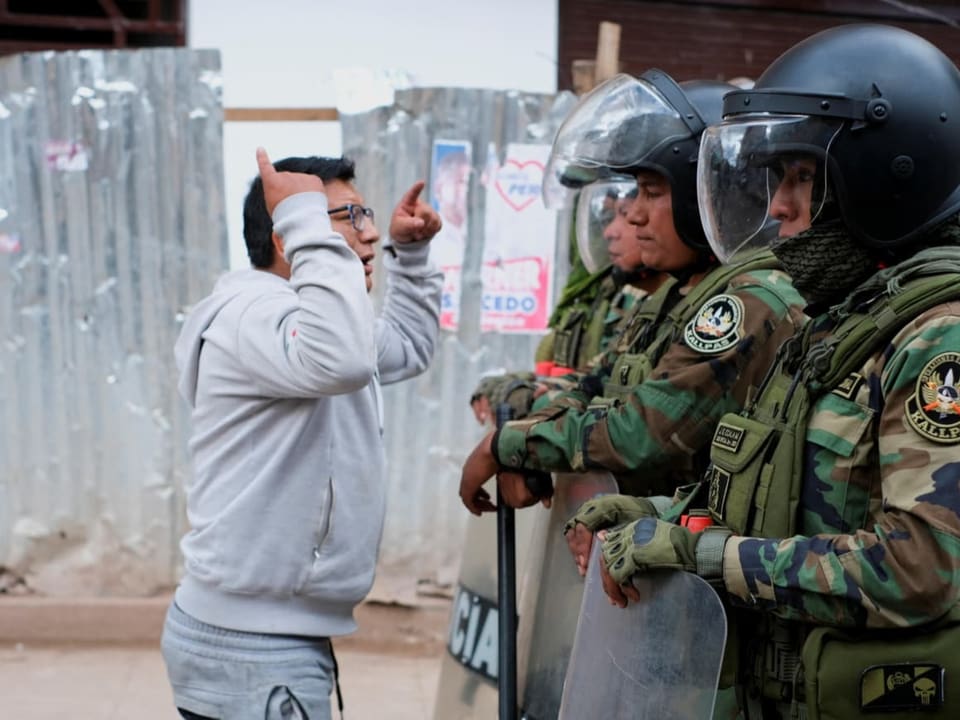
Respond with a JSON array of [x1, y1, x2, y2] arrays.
[[563, 495, 671, 578], [469, 372, 537, 425], [601, 517, 730, 586], [563, 495, 669, 535]]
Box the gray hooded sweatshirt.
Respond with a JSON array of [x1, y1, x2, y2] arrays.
[[173, 191, 442, 637]]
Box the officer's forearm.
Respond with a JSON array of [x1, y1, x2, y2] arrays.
[[492, 417, 575, 473], [723, 524, 960, 629]]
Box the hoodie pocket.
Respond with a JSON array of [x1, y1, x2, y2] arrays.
[[297, 466, 385, 602], [292, 474, 335, 594], [313, 476, 335, 556]]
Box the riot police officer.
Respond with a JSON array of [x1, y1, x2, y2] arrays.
[[590, 24, 960, 720], [459, 71, 807, 514]]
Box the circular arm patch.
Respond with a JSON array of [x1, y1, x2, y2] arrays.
[[683, 294, 745, 354], [904, 352, 960, 444]]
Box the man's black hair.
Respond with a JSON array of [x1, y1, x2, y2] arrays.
[[243, 156, 357, 268]]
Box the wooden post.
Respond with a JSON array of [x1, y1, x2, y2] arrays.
[[571, 59, 597, 96], [570, 20, 622, 95], [594, 21, 621, 85]]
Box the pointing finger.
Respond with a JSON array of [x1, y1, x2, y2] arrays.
[[256, 147, 275, 179], [400, 180, 426, 211]]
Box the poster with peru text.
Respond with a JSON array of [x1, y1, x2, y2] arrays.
[[481, 143, 556, 334]]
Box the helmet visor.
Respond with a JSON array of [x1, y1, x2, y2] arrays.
[[543, 74, 691, 208], [575, 178, 638, 274], [697, 115, 842, 263]]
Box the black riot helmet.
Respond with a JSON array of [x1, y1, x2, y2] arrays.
[[699, 24, 960, 256], [543, 71, 735, 253]]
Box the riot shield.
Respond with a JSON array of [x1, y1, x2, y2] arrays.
[[517, 471, 618, 720], [558, 543, 727, 720], [432, 482, 539, 720]]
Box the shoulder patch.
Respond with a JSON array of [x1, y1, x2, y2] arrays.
[[684, 294, 744, 354], [832, 372, 864, 401], [904, 352, 960, 444]]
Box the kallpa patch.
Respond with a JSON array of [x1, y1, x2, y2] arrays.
[[905, 352, 960, 444], [684, 294, 744, 354]]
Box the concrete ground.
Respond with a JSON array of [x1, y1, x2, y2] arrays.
[[0, 643, 442, 719], [0, 594, 449, 719]]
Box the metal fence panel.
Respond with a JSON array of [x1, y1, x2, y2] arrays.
[[0, 49, 226, 595], [0, 70, 574, 600], [340, 87, 575, 601]]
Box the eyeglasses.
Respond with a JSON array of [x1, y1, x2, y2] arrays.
[[327, 204, 375, 232]]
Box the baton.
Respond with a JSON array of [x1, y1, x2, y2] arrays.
[[495, 401, 518, 720]]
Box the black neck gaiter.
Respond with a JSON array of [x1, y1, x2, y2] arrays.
[[771, 222, 877, 306]]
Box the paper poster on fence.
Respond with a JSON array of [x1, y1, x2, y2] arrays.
[[429, 139, 472, 330], [481, 143, 556, 334]]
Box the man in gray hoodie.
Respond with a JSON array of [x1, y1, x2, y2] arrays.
[[161, 148, 443, 720]]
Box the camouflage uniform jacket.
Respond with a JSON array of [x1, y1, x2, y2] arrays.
[[535, 279, 655, 397], [550, 270, 636, 371], [475, 275, 650, 416], [534, 267, 613, 368], [492, 262, 807, 494], [723, 287, 960, 629], [594, 280, 653, 360], [526, 273, 681, 417]]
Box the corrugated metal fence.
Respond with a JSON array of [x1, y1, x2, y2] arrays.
[[340, 88, 575, 601], [0, 49, 226, 595], [0, 56, 573, 599]]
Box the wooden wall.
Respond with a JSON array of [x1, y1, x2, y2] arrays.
[[558, 0, 960, 87]]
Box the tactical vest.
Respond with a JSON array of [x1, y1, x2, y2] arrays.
[[603, 251, 782, 402], [703, 262, 960, 720], [552, 270, 618, 371]]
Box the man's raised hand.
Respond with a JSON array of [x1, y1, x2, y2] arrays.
[[390, 180, 442, 243], [256, 147, 325, 215]]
